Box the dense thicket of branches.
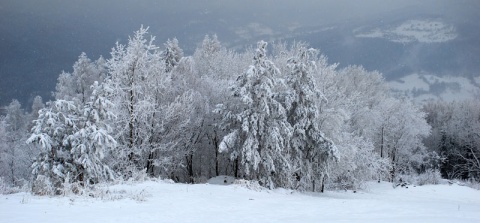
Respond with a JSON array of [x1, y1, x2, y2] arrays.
[[423, 100, 480, 180], [1, 27, 475, 195]]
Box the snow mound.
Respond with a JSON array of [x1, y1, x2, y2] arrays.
[[208, 176, 266, 191], [207, 175, 235, 185], [233, 179, 265, 191]]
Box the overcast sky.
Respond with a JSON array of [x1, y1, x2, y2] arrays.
[[3, 0, 477, 50], [1, 0, 479, 107], [4, 0, 474, 40]]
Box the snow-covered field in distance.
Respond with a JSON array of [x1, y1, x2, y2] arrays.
[[388, 73, 480, 103], [1, 180, 479, 223], [355, 19, 457, 43]]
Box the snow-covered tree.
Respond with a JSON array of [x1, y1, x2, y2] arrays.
[[67, 81, 116, 185], [194, 35, 222, 77], [28, 83, 116, 194], [163, 38, 184, 73], [153, 89, 209, 182], [1, 101, 24, 184], [27, 96, 46, 131], [106, 26, 165, 176], [284, 46, 337, 191], [330, 133, 389, 189], [423, 100, 480, 180], [192, 37, 253, 178], [16, 28, 443, 192], [54, 53, 106, 104], [218, 41, 292, 189], [31, 96, 45, 118], [0, 100, 36, 187], [447, 100, 480, 180], [27, 100, 79, 194], [315, 65, 392, 188], [376, 98, 431, 181]]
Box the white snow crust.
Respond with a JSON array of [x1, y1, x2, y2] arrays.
[[1, 180, 479, 223]]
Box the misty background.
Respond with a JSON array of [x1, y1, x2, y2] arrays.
[[1, 0, 479, 108]]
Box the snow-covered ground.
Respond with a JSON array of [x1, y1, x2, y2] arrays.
[[1, 180, 479, 223]]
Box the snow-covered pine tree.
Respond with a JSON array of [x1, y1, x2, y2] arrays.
[[67, 81, 116, 185], [219, 41, 292, 189], [28, 82, 117, 194], [27, 100, 79, 195], [285, 46, 337, 192]]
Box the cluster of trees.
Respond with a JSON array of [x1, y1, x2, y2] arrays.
[[0, 96, 43, 188], [423, 100, 480, 180], [1, 27, 477, 195]]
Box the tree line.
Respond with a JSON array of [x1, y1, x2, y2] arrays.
[[1, 27, 478, 195]]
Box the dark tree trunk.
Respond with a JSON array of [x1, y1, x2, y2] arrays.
[[380, 126, 384, 158], [321, 175, 326, 193], [391, 149, 396, 182], [213, 130, 219, 176], [186, 152, 194, 183], [234, 157, 239, 178], [146, 151, 156, 177]]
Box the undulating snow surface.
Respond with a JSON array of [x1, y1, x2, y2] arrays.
[[2, 180, 479, 223]]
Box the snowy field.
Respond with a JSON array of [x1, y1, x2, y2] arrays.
[[388, 73, 480, 102], [355, 19, 457, 43], [1, 180, 480, 223]]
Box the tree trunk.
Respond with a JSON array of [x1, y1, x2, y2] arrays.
[[391, 149, 396, 182], [213, 130, 219, 176], [186, 152, 194, 183], [320, 182, 324, 193], [234, 157, 239, 178], [378, 126, 384, 183], [380, 126, 384, 158], [128, 88, 134, 152], [146, 151, 156, 177], [128, 61, 137, 158]]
